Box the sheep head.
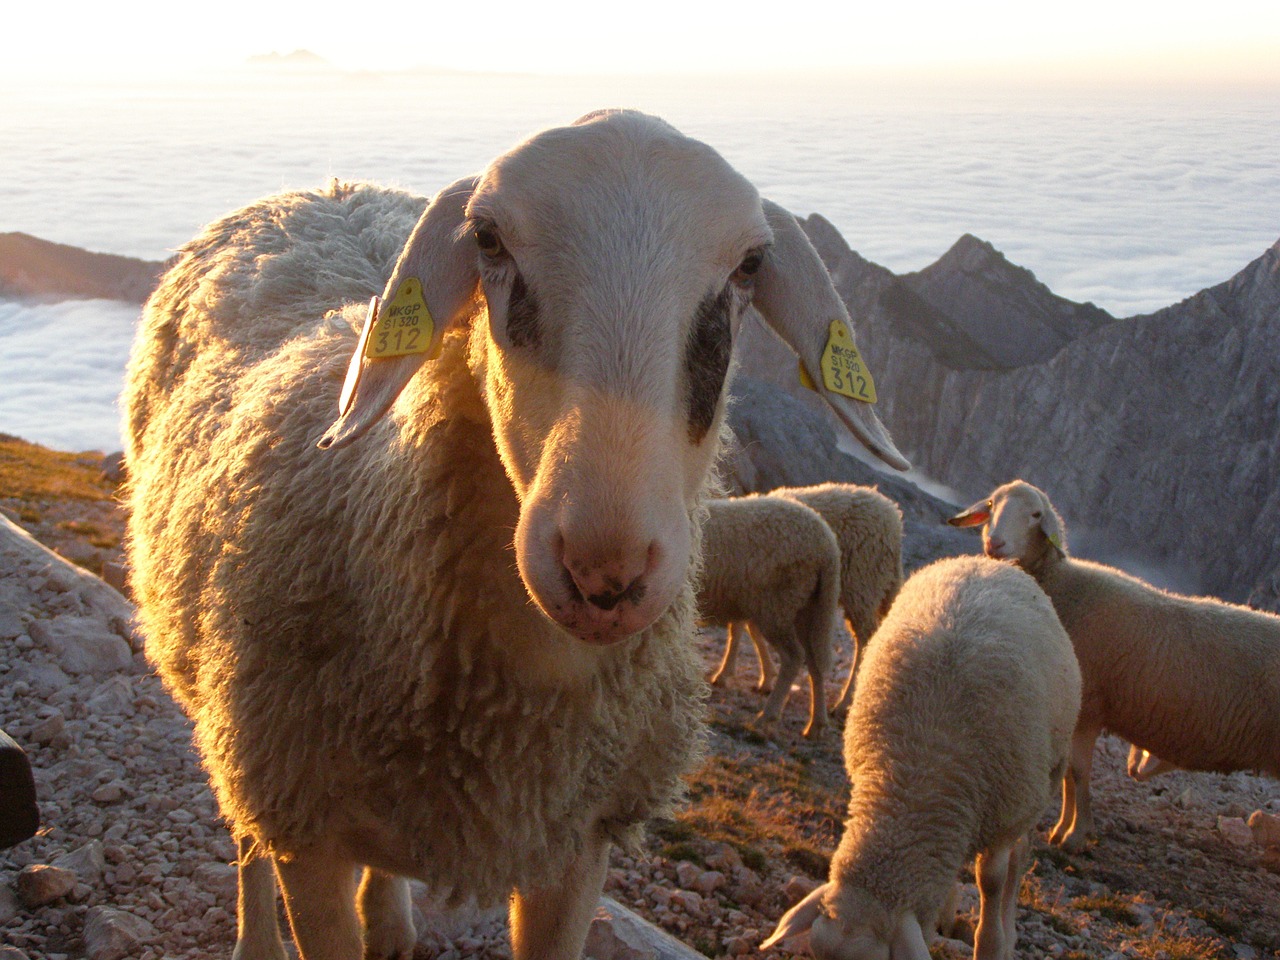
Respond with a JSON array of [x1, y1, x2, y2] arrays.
[[320, 110, 906, 644], [761, 881, 931, 960], [948, 479, 1067, 570]]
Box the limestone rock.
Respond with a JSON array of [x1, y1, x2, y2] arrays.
[[82, 905, 158, 960], [16, 863, 76, 907]]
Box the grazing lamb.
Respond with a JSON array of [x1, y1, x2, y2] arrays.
[[950, 479, 1280, 852], [700, 495, 842, 737], [123, 109, 908, 960], [717, 484, 903, 714], [762, 556, 1081, 960]]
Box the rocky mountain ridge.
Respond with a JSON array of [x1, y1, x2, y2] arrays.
[[737, 216, 1280, 607]]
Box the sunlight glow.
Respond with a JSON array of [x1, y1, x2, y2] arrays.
[[5, 0, 1279, 83]]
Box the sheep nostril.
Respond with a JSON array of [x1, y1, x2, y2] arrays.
[[561, 539, 658, 612]]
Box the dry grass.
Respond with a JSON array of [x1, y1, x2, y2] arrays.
[[0, 435, 114, 502]]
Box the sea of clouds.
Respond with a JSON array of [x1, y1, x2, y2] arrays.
[[3, 71, 1279, 451], [0, 298, 138, 452]]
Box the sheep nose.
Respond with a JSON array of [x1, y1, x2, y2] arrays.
[[985, 536, 1006, 557], [561, 540, 657, 612]]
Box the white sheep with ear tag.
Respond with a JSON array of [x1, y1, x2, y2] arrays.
[[123, 109, 907, 960], [951, 478, 1280, 852]]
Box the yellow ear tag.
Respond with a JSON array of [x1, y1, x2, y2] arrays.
[[364, 277, 436, 359], [820, 319, 877, 403], [1046, 532, 1063, 551], [798, 360, 819, 393]]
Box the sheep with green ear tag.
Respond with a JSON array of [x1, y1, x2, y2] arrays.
[[124, 109, 907, 960], [950, 478, 1280, 852]]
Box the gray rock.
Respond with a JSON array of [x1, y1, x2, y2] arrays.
[[82, 905, 158, 960], [16, 863, 76, 906], [53, 839, 106, 886], [27, 614, 132, 677], [587, 896, 706, 960], [0, 884, 19, 924], [792, 221, 1280, 607]]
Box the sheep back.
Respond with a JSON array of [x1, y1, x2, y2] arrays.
[[1039, 556, 1280, 776], [697, 496, 839, 665], [775, 483, 904, 643], [123, 183, 708, 908], [834, 555, 1080, 917]]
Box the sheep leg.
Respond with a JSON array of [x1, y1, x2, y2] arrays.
[[709, 623, 738, 687], [758, 636, 801, 724], [273, 845, 363, 960], [829, 617, 861, 716], [509, 830, 610, 960], [974, 845, 1013, 960], [747, 622, 777, 692], [800, 643, 827, 739], [1049, 726, 1100, 851], [1001, 834, 1031, 954], [358, 869, 416, 959], [233, 836, 287, 960]]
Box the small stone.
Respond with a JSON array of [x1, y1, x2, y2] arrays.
[[16, 864, 77, 907], [675, 860, 700, 889], [692, 869, 726, 894], [83, 905, 158, 960], [53, 840, 106, 886], [1232, 945, 1259, 960], [783, 874, 820, 902], [30, 710, 66, 744], [1217, 816, 1254, 847], [92, 782, 126, 804]]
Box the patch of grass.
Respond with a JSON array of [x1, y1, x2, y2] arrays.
[[0, 437, 115, 501], [56, 519, 118, 548], [1020, 874, 1079, 937], [1032, 844, 1072, 870], [781, 843, 829, 878], [659, 842, 703, 864], [1071, 893, 1141, 926], [1130, 934, 1227, 960]]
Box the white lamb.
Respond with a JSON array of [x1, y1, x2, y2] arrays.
[[700, 495, 842, 738], [122, 109, 909, 960], [713, 484, 903, 714], [762, 555, 1081, 960], [950, 479, 1280, 852]]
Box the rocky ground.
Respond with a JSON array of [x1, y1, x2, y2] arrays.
[[2, 442, 1279, 959]]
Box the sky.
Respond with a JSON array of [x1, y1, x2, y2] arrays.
[[5, 0, 1280, 83]]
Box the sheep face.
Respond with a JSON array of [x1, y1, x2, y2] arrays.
[[466, 117, 766, 643], [949, 479, 1066, 567], [322, 110, 906, 644], [762, 881, 929, 960]]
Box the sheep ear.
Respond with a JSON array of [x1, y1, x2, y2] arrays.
[[759, 881, 829, 951], [318, 176, 479, 449], [752, 199, 909, 472], [948, 499, 991, 528], [1037, 499, 1067, 556], [889, 912, 931, 960]]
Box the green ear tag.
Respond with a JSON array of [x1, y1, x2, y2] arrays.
[[798, 360, 819, 393], [364, 278, 436, 359], [820, 319, 877, 403], [1046, 532, 1063, 551]]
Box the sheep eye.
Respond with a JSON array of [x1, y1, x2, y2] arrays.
[[1031, 511, 1042, 519], [473, 223, 505, 260], [730, 249, 765, 288]]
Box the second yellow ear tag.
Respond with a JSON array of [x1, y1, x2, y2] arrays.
[[364, 278, 436, 359], [798, 360, 819, 392], [820, 319, 877, 403]]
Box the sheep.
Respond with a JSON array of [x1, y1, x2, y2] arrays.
[[700, 495, 842, 737], [762, 555, 1081, 960], [714, 484, 903, 714], [121, 109, 910, 960], [949, 479, 1280, 852]]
